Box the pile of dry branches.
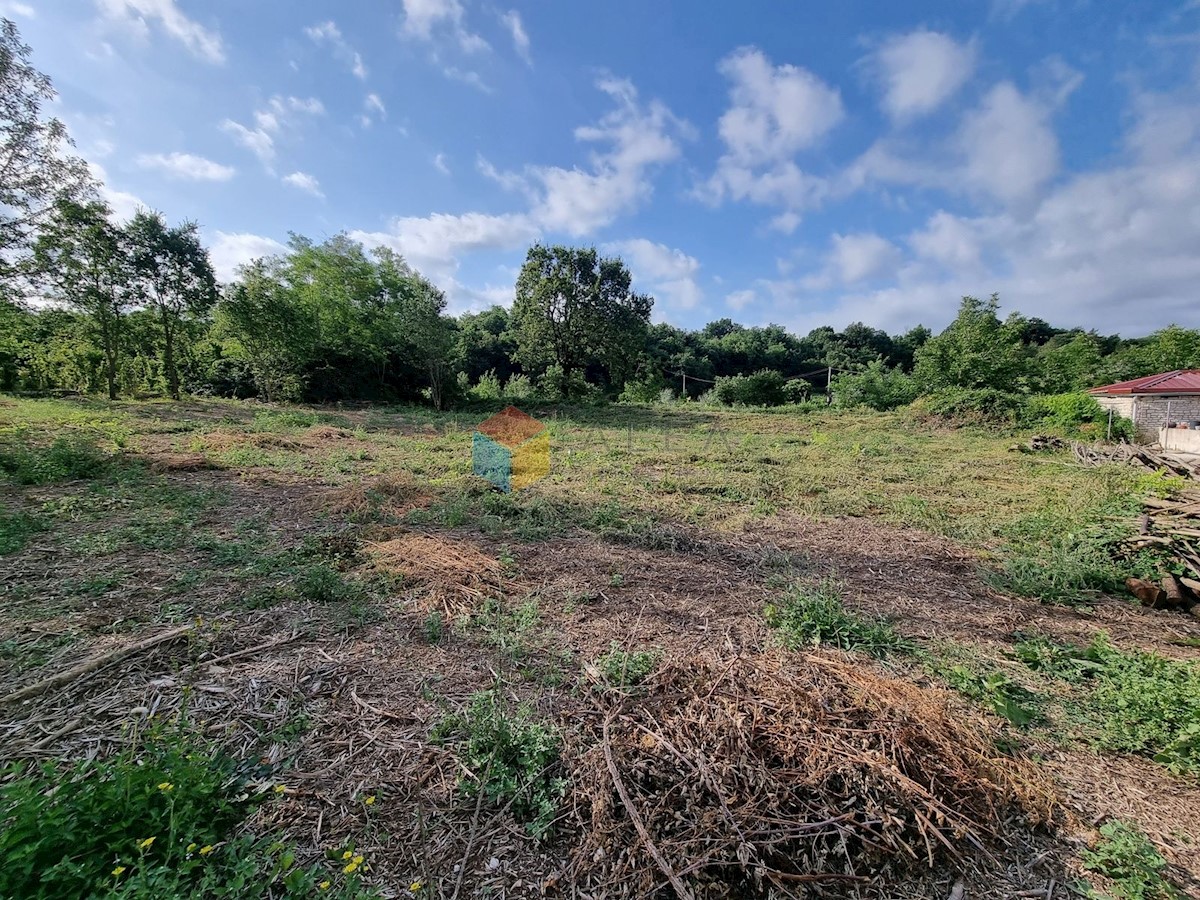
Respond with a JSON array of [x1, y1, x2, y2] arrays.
[[1124, 488, 1200, 609], [365, 530, 512, 617], [1072, 441, 1200, 480], [570, 651, 1058, 899]]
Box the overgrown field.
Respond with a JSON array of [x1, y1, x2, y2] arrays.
[[1, 395, 1198, 899]]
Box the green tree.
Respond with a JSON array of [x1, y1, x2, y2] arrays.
[[913, 295, 1032, 394], [0, 19, 91, 287], [32, 199, 134, 399], [510, 244, 652, 395], [127, 211, 218, 399]]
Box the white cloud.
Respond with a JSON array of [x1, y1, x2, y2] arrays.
[[521, 77, 690, 235], [95, 0, 224, 63], [208, 231, 288, 282], [827, 232, 901, 284], [726, 289, 756, 311], [702, 47, 843, 214], [282, 171, 324, 198], [400, 0, 488, 53], [957, 82, 1059, 206], [88, 162, 144, 222], [768, 211, 802, 234], [433, 153, 450, 175], [350, 212, 539, 286], [500, 9, 531, 64], [360, 93, 387, 127], [136, 151, 235, 181], [221, 96, 325, 168], [907, 210, 983, 270], [870, 30, 977, 122], [443, 66, 491, 93], [607, 238, 703, 311], [0, 2, 34, 17], [305, 20, 367, 80]]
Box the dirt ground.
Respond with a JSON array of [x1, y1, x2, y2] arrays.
[[3, 442, 1200, 898]]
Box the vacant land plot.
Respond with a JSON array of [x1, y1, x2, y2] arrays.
[[2, 396, 1198, 899]]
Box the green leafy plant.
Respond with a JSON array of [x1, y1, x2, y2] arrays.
[[0, 435, 109, 484], [432, 689, 565, 838], [595, 643, 661, 686], [764, 578, 906, 657], [0, 727, 373, 899], [0, 509, 46, 555], [1080, 821, 1180, 900]]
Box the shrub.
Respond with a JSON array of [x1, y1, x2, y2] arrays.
[[469, 370, 502, 401], [912, 387, 1027, 424], [831, 361, 919, 411], [1081, 821, 1180, 900], [764, 579, 905, 657], [712, 369, 787, 407], [619, 375, 668, 404], [0, 509, 46, 555], [782, 378, 812, 404], [501, 373, 535, 402], [1023, 392, 1135, 441], [432, 690, 565, 838]]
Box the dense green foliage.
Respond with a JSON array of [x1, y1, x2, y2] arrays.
[[0, 728, 374, 899], [764, 579, 905, 656], [1080, 821, 1181, 900]]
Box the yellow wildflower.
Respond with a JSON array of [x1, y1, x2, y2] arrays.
[[353, 855, 364, 865], [342, 850, 353, 860], [273, 784, 286, 794], [112, 866, 127, 877], [318, 881, 331, 891], [187, 843, 197, 853], [364, 795, 376, 806], [157, 782, 173, 792], [138, 837, 156, 850], [410, 880, 424, 891], [199, 845, 214, 856]]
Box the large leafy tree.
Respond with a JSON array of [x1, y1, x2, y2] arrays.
[[510, 244, 652, 394], [127, 211, 218, 399], [0, 19, 91, 288], [33, 199, 134, 400], [913, 295, 1032, 393]]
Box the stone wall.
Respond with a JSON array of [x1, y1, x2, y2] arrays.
[[1094, 394, 1200, 442]]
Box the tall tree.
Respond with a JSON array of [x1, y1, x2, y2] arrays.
[[126, 211, 218, 399], [0, 19, 91, 287], [913, 295, 1032, 393], [510, 244, 652, 394], [33, 199, 133, 400]]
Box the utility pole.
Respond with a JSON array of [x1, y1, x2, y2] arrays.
[[681, 370, 687, 399]]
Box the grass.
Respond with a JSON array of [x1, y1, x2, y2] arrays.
[[431, 689, 565, 838], [764, 578, 906, 657], [595, 642, 661, 686], [0, 726, 375, 900]]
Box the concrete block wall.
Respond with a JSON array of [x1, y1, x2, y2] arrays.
[[1095, 395, 1200, 442]]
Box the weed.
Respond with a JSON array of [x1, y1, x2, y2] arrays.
[[0, 435, 109, 484], [432, 689, 565, 838], [1080, 821, 1181, 900], [764, 579, 906, 657], [295, 564, 363, 605], [0, 725, 373, 899], [595, 643, 661, 686], [926, 657, 1042, 728], [424, 610, 444, 644], [0, 509, 46, 555], [469, 595, 542, 661]]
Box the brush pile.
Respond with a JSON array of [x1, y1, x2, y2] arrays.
[[365, 529, 510, 617], [570, 651, 1058, 899], [1072, 442, 1200, 480], [1123, 487, 1200, 611]]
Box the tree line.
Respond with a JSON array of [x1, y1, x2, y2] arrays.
[[2, 18, 1198, 413]]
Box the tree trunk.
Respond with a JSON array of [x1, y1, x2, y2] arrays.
[[161, 310, 179, 400]]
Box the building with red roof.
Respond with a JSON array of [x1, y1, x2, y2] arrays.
[[1089, 370, 1200, 444]]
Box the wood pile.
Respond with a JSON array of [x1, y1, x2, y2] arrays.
[[1071, 442, 1200, 480]]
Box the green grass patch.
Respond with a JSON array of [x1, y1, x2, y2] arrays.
[[1016, 633, 1200, 774], [0, 726, 374, 899], [432, 689, 565, 839], [0, 509, 46, 555], [595, 643, 661, 686], [764, 578, 906, 657], [0, 435, 110, 484]]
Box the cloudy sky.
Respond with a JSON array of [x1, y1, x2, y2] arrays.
[[8, 0, 1200, 335]]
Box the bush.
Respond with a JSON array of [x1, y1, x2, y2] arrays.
[[912, 387, 1027, 424], [432, 690, 565, 838], [831, 361, 919, 411], [501, 373, 535, 402], [205, 358, 257, 399], [0, 728, 372, 899], [596, 643, 661, 686], [712, 369, 787, 407], [618, 375, 668, 404], [782, 378, 813, 404], [1023, 392, 1135, 440], [764, 579, 906, 657], [469, 370, 502, 401]]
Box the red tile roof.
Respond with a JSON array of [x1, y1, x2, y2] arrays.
[[1089, 370, 1200, 395]]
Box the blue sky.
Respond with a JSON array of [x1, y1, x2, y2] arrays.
[[7, 0, 1200, 336]]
